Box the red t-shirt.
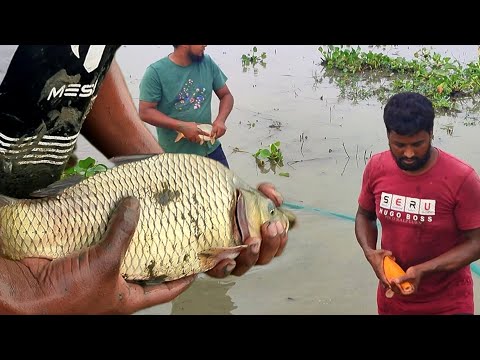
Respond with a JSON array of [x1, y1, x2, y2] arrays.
[[358, 148, 480, 314]]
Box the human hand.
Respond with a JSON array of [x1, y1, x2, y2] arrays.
[[0, 197, 195, 314], [365, 249, 393, 290], [206, 182, 288, 278], [388, 266, 419, 297], [211, 119, 227, 139], [178, 122, 210, 144]]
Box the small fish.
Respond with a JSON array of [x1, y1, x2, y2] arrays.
[[175, 123, 216, 145], [0, 153, 296, 283]]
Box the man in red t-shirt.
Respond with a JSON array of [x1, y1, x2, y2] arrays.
[[355, 92, 480, 315]]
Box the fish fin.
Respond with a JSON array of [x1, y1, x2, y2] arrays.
[[0, 194, 18, 207], [175, 132, 185, 143], [29, 174, 85, 198], [108, 154, 157, 167], [198, 245, 248, 270]]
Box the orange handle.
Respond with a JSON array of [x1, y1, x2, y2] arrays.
[[383, 255, 414, 293]]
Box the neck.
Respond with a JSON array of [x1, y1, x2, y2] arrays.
[[169, 49, 191, 66]]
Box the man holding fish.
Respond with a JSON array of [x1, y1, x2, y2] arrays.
[[138, 45, 232, 168], [0, 45, 289, 314], [355, 92, 480, 315]]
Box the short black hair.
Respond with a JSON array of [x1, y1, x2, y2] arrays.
[[383, 92, 434, 136]]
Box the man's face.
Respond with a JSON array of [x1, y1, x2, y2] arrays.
[[388, 130, 432, 171], [188, 45, 207, 62]]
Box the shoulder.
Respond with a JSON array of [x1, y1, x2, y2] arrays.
[[203, 54, 219, 68], [367, 150, 391, 168], [147, 56, 171, 71], [142, 58, 169, 80], [361, 150, 392, 181], [437, 148, 475, 175]]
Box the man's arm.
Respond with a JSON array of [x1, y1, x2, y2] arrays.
[[390, 228, 480, 296], [81, 60, 164, 158], [211, 84, 234, 139], [138, 101, 183, 131], [413, 228, 480, 275], [355, 205, 378, 257], [355, 205, 393, 289], [139, 101, 209, 143]]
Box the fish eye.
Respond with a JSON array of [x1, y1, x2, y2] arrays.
[[268, 201, 276, 215]]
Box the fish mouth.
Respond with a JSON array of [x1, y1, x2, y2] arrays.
[[235, 190, 250, 244]]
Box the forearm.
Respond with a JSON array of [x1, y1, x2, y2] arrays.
[[415, 230, 480, 275], [139, 107, 184, 131], [214, 94, 234, 124], [355, 212, 378, 256], [81, 60, 163, 158]]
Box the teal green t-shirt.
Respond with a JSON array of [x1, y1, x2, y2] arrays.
[[139, 54, 227, 156]]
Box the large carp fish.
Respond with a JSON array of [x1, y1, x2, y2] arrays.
[[0, 153, 296, 282]]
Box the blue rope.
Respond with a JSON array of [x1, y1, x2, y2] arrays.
[[283, 201, 356, 222], [282, 201, 480, 277]]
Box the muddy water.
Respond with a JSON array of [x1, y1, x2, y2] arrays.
[[76, 45, 480, 314]]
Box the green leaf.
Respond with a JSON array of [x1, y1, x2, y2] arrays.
[[259, 149, 271, 158], [63, 167, 75, 175], [78, 157, 95, 169], [279, 172, 290, 177]]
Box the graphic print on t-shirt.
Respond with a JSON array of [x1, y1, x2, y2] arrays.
[[175, 79, 206, 111], [379, 191, 435, 224]]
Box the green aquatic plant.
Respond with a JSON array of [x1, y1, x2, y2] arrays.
[[253, 141, 289, 177], [317, 45, 480, 114], [62, 156, 108, 179], [242, 46, 267, 71]]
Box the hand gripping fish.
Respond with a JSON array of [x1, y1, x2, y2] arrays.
[[0, 153, 296, 283], [175, 123, 216, 145]]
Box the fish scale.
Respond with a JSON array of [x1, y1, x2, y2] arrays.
[[0, 153, 296, 282]]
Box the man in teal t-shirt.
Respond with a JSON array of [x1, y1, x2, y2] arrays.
[[138, 45, 234, 168]]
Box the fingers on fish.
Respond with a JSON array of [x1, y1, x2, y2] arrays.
[[174, 124, 216, 144]]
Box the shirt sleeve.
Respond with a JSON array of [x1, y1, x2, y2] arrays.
[[139, 65, 162, 103], [455, 170, 480, 230], [210, 57, 228, 91], [358, 157, 376, 212]]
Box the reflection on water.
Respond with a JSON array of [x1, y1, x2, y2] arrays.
[[170, 277, 237, 315]]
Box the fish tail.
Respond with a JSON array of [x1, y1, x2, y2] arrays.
[[175, 132, 185, 143]]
